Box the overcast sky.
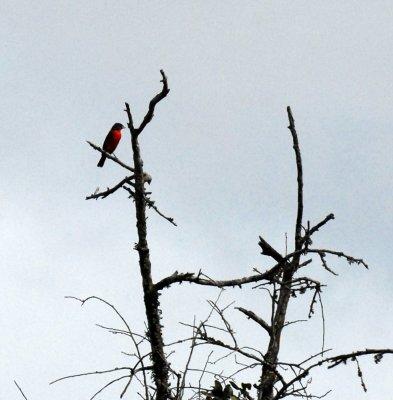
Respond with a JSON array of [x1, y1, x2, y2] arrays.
[[1, 1, 392, 399]]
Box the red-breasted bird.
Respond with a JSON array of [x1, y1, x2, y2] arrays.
[[97, 123, 125, 167]]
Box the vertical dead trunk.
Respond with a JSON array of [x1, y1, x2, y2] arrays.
[[131, 131, 170, 400], [124, 72, 171, 400], [259, 107, 303, 400]]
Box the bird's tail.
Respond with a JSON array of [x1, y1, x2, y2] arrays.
[[97, 154, 106, 167]]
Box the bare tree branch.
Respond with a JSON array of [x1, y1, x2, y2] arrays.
[[86, 175, 135, 200], [273, 348, 393, 399], [126, 69, 170, 135], [87, 141, 135, 172], [14, 381, 29, 400], [90, 375, 131, 400], [355, 357, 367, 392], [50, 367, 137, 385], [62, 295, 149, 399], [235, 307, 272, 335], [301, 213, 335, 245], [258, 236, 285, 263], [156, 248, 315, 292], [123, 185, 177, 226], [155, 267, 279, 291], [307, 248, 369, 269], [287, 106, 304, 250], [95, 323, 149, 341], [197, 333, 264, 364], [315, 251, 338, 276]]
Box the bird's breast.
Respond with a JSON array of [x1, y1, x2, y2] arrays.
[[103, 129, 122, 153], [112, 130, 122, 141]]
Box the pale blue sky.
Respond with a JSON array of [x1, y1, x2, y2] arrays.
[[1, 1, 392, 399]]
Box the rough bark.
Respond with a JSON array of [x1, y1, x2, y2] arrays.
[[131, 131, 170, 400], [125, 71, 171, 400]]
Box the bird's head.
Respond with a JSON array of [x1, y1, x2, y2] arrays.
[[112, 123, 125, 130]]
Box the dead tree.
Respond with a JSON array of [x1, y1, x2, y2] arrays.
[[50, 71, 392, 400]]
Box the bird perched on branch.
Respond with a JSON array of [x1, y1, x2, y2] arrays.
[[97, 123, 125, 167]]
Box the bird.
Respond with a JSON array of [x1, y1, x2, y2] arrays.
[[97, 123, 125, 167]]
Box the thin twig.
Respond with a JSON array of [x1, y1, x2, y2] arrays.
[[179, 291, 224, 398], [62, 296, 149, 398], [316, 252, 338, 276], [90, 375, 130, 400], [198, 351, 213, 398], [50, 367, 133, 385], [355, 357, 367, 392], [14, 381, 29, 400], [95, 323, 149, 341], [318, 291, 326, 355], [123, 186, 177, 226]]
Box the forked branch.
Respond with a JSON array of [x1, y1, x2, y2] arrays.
[[86, 175, 135, 200], [126, 69, 169, 135]]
